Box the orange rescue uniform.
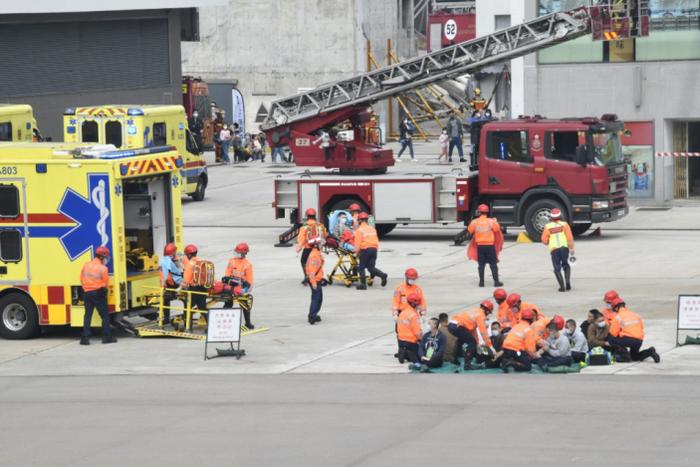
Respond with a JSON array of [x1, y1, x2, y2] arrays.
[[609, 307, 645, 340], [182, 256, 200, 287], [468, 215, 500, 245], [603, 307, 616, 325], [305, 248, 325, 287], [502, 321, 537, 355], [296, 219, 327, 251], [531, 315, 552, 343], [396, 307, 423, 344], [510, 302, 540, 325], [392, 283, 427, 318], [354, 223, 379, 251], [497, 301, 514, 328], [80, 258, 109, 292], [451, 308, 492, 348], [224, 257, 254, 288]]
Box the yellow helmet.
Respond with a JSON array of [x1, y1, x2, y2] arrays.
[[474, 88, 481, 95]]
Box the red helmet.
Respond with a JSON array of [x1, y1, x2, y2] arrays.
[[235, 243, 250, 254], [480, 300, 494, 312], [407, 293, 422, 307], [604, 290, 619, 303], [184, 244, 198, 256], [405, 268, 418, 280], [493, 288, 507, 301], [340, 230, 354, 242], [477, 204, 489, 213], [95, 246, 110, 258], [552, 314, 565, 330], [348, 203, 361, 211], [551, 208, 562, 219], [506, 293, 521, 307], [610, 297, 626, 309], [521, 308, 535, 321], [163, 243, 177, 257], [305, 208, 317, 217], [358, 212, 369, 220]]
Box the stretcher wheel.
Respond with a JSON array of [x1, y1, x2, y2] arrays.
[[344, 279, 353, 287], [367, 279, 374, 287]]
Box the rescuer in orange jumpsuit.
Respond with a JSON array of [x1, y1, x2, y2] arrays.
[[467, 204, 504, 287], [493, 288, 513, 329], [305, 236, 325, 325], [354, 212, 388, 290], [447, 300, 495, 370], [608, 298, 660, 363], [80, 246, 116, 345], [498, 308, 538, 372], [396, 293, 424, 364], [224, 242, 255, 329], [296, 208, 327, 285]]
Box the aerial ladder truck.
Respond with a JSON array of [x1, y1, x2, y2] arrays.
[[264, 1, 649, 241]]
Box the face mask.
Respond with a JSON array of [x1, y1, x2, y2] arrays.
[[564, 329, 573, 336], [193, 113, 199, 118], [236, 253, 244, 259], [490, 330, 500, 337], [406, 279, 415, 286], [597, 321, 607, 328], [103, 257, 110, 265]]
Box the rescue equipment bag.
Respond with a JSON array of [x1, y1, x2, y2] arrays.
[[586, 346, 612, 366], [192, 260, 215, 288]]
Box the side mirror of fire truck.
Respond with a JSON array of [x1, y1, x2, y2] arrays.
[[575, 145, 588, 167]]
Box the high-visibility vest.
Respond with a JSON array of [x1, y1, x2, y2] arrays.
[[80, 258, 108, 292], [305, 248, 324, 286], [450, 308, 492, 347], [610, 307, 645, 340], [397, 308, 422, 344], [502, 322, 536, 353], [468, 216, 498, 245], [354, 223, 379, 250], [225, 258, 254, 287], [544, 221, 570, 250], [392, 283, 426, 316]]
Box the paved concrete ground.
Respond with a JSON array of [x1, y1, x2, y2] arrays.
[[2, 145, 699, 465], [2, 374, 700, 466]]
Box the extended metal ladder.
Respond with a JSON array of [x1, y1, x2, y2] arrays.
[[262, 8, 592, 130]]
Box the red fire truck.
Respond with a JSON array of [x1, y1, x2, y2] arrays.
[[264, 2, 646, 242], [274, 114, 628, 240]]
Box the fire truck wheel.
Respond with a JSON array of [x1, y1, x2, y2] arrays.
[[191, 175, 207, 201], [0, 293, 40, 339], [523, 198, 565, 240], [571, 223, 592, 237], [376, 223, 397, 238]]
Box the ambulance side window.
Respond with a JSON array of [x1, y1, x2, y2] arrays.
[[105, 121, 123, 148], [0, 230, 22, 263], [0, 122, 11, 141], [81, 121, 99, 143], [0, 185, 19, 218], [153, 122, 167, 146]]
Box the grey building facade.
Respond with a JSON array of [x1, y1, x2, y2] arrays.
[[523, 0, 700, 203], [0, 2, 215, 140]]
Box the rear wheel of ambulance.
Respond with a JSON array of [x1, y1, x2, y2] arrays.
[[191, 175, 207, 202], [0, 293, 40, 339]]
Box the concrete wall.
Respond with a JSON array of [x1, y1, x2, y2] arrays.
[[476, 0, 526, 117], [0, 10, 184, 141], [182, 0, 400, 131]]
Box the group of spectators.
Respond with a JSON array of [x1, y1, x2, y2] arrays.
[[398, 287, 660, 373]]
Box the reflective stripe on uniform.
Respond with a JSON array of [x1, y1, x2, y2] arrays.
[[545, 221, 569, 250]]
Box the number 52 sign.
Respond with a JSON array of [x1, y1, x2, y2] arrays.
[[444, 19, 458, 41]]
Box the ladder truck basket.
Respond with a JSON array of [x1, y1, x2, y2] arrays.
[[589, 0, 650, 41]]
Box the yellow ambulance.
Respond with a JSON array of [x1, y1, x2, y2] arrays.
[[0, 142, 184, 339], [63, 105, 207, 200], [0, 104, 44, 142]]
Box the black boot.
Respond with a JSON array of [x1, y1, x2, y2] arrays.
[[564, 267, 572, 291], [80, 336, 90, 346], [380, 272, 388, 287], [554, 270, 566, 292], [356, 273, 367, 290], [243, 310, 254, 330], [491, 265, 503, 287], [478, 266, 485, 287]]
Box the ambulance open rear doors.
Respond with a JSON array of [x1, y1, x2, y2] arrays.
[[0, 179, 29, 283]]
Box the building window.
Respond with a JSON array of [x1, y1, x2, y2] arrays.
[[0, 229, 22, 263], [545, 131, 584, 162], [81, 121, 99, 143], [487, 131, 531, 163], [105, 121, 123, 148], [0, 185, 20, 218], [153, 122, 167, 146], [621, 122, 655, 198], [0, 122, 12, 141]]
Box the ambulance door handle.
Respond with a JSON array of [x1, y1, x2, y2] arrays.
[[489, 176, 500, 185]]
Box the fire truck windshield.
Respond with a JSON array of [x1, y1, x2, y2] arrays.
[[590, 131, 623, 167]]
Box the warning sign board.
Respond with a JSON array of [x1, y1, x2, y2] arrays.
[[676, 295, 700, 345]]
